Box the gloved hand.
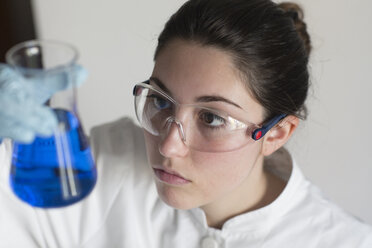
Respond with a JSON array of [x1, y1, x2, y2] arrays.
[[0, 63, 87, 143]]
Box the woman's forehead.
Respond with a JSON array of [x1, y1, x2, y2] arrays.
[[152, 40, 241, 99]]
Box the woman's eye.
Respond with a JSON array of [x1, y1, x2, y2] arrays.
[[152, 95, 171, 110], [199, 112, 226, 127]]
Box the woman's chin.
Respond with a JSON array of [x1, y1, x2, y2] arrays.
[[155, 182, 198, 210]]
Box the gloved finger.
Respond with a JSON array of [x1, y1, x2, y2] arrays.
[[25, 105, 59, 136], [0, 109, 57, 144], [2, 106, 57, 135], [27, 64, 87, 93], [0, 64, 50, 105], [25, 64, 87, 104], [0, 123, 36, 144], [0, 64, 87, 105], [0, 63, 15, 78], [0, 94, 58, 137], [0, 119, 54, 144], [0, 64, 24, 92]]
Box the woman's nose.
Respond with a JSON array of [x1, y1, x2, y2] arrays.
[[158, 121, 189, 158]]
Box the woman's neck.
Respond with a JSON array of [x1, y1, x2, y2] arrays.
[[200, 155, 286, 229]]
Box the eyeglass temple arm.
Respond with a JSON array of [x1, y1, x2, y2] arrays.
[[252, 114, 287, 141]]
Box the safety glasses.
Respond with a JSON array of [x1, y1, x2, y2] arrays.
[[133, 81, 286, 152]]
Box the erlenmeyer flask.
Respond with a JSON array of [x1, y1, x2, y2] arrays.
[[5, 40, 96, 208]]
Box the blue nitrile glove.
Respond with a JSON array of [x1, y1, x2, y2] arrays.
[[0, 63, 87, 143]]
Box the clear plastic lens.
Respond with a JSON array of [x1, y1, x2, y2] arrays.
[[134, 84, 257, 152]]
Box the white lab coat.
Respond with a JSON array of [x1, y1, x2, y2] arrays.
[[0, 117, 371, 248]]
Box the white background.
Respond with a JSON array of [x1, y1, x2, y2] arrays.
[[31, 0, 372, 224]]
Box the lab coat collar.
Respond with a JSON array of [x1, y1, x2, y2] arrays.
[[187, 147, 306, 237]]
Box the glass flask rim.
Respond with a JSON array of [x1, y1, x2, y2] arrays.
[[5, 39, 79, 72]]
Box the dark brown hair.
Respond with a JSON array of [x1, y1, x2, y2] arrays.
[[155, 0, 311, 121]]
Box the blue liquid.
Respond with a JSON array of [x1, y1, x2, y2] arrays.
[[10, 109, 97, 208]]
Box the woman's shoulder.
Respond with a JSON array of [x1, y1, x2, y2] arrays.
[[265, 150, 372, 246], [284, 160, 372, 246]]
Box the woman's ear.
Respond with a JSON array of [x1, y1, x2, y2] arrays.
[[261, 115, 299, 156]]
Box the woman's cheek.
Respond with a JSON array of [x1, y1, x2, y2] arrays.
[[190, 151, 247, 193], [190, 145, 260, 197]]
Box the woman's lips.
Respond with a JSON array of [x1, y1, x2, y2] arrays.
[[153, 168, 191, 185]]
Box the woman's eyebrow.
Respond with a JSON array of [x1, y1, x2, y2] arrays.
[[196, 95, 242, 109], [149, 76, 241, 109], [149, 77, 171, 95]]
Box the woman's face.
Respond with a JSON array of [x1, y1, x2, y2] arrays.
[[144, 39, 266, 210]]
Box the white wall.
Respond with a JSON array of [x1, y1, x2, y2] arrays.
[[32, 0, 372, 224]]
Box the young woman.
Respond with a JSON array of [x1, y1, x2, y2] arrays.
[[0, 0, 371, 247]]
